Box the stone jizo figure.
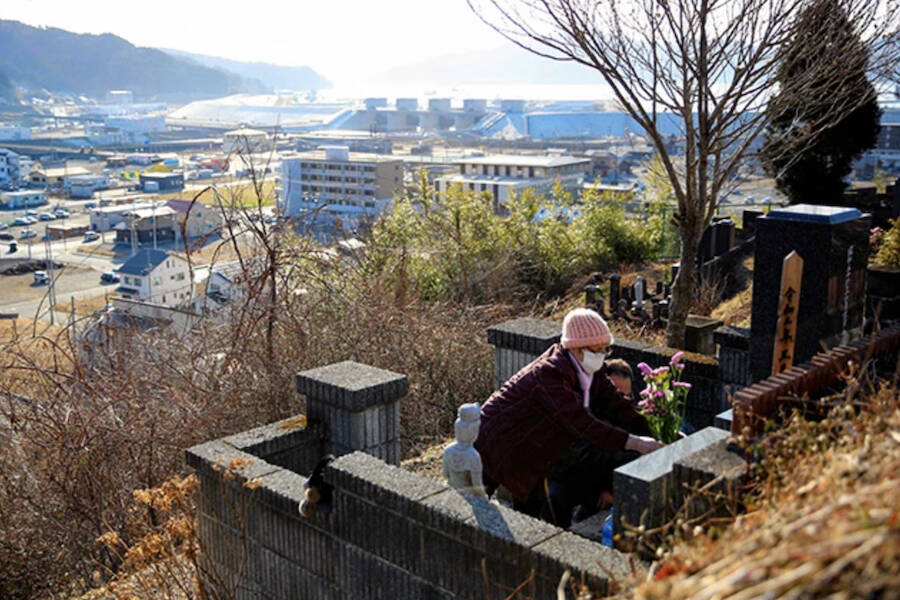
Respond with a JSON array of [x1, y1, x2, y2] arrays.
[[443, 403, 487, 497]]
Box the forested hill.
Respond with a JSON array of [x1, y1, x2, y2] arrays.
[[161, 48, 330, 91], [0, 20, 267, 101]]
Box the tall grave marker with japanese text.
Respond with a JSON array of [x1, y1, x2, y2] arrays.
[[750, 205, 870, 382], [772, 251, 803, 374]]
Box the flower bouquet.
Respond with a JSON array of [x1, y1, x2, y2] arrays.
[[636, 351, 690, 443]]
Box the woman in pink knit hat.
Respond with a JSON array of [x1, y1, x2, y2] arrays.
[[475, 307, 665, 527]]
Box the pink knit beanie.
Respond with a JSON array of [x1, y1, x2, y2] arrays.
[[561, 308, 613, 349]]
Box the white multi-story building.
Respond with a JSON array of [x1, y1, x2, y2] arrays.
[[434, 154, 590, 211], [115, 249, 192, 308], [0, 148, 21, 186], [279, 146, 403, 226]]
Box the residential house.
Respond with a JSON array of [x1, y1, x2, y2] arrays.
[[30, 165, 92, 188], [165, 199, 223, 239], [202, 258, 266, 309], [113, 205, 177, 245], [114, 249, 192, 307], [90, 202, 154, 232]]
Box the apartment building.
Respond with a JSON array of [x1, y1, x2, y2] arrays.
[[434, 154, 590, 211], [279, 146, 403, 226]]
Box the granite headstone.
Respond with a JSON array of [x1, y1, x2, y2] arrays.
[[749, 205, 870, 382]]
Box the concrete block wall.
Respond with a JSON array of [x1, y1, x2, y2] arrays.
[[187, 429, 634, 600], [487, 318, 725, 429], [296, 361, 406, 465]]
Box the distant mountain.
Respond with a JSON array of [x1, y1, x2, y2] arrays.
[[162, 48, 330, 91], [0, 71, 17, 104], [375, 44, 607, 86], [0, 19, 268, 101]]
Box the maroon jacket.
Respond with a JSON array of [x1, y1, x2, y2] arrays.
[[474, 343, 651, 499]]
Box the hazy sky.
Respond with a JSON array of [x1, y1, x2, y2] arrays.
[[3, 1, 510, 83]]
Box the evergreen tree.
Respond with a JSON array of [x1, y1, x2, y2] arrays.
[[761, 0, 882, 205]]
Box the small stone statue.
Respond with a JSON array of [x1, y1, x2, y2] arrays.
[[442, 403, 487, 497]]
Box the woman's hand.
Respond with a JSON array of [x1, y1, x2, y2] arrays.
[[625, 434, 666, 454]]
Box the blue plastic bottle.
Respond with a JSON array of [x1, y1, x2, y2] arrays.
[[601, 509, 615, 547]]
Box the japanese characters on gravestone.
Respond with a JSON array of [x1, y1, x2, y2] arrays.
[[750, 205, 870, 382], [772, 251, 803, 375]]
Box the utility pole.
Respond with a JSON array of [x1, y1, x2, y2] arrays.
[[44, 227, 56, 325]]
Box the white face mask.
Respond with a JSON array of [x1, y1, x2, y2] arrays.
[[580, 350, 606, 374]]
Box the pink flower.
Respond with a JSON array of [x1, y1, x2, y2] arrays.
[[673, 381, 692, 389], [670, 351, 684, 365], [652, 366, 670, 377], [637, 362, 652, 375], [640, 388, 651, 397]]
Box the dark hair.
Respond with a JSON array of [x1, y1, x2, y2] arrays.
[[605, 358, 633, 379]]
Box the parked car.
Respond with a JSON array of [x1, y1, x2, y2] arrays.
[[8, 241, 17, 253], [54, 210, 70, 219], [24, 216, 37, 224], [33, 270, 48, 284], [24, 209, 38, 217], [13, 217, 29, 226], [84, 202, 97, 209], [38, 213, 56, 221], [0, 232, 14, 241], [20, 229, 37, 239], [83, 231, 100, 242], [100, 271, 120, 283], [0, 223, 8, 230]]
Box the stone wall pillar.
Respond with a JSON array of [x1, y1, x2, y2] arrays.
[[486, 318, 560, 390], [296, 361, 407, 465]]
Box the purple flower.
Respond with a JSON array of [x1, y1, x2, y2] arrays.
[[652, 366, 670, 377], [673, 381, 692, 389], [670, 351, 685, 365], [637, 362, 652, 376], [654, 389, 665, 399], [640, 388, 651, 397]]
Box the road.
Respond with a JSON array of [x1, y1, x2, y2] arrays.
[[0, 267, 111, 323]]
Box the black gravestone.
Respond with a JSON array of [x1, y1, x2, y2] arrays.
[[749, 205, 870, 382]]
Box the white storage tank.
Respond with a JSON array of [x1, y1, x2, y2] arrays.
[[428, 98, 452, 112], [364, 97, 388, 110], [463, 99, 487, 113]]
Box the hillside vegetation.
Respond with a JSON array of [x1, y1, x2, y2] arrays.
[[0, 20, 265, 100]]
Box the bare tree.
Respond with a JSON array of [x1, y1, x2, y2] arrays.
[[469, 0, 899, 346]]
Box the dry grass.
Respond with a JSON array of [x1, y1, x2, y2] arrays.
[[401, 437, 452, 482], [76, 243, 118, 258], [158, 181, 276, 209], [71, 294, 111, 317], [711, 284, 753, 327], [629, 381, 900, 599]]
